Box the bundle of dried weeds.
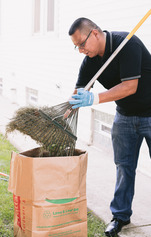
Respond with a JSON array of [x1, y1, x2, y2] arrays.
[[6, 105, 77, 157]]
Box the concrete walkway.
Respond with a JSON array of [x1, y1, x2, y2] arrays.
[[0, 95, 151, 237]]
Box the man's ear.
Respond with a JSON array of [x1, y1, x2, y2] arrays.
[[92, 29, 100, 40]]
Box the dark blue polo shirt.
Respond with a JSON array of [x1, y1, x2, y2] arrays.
[[75, 31, 151, 116]]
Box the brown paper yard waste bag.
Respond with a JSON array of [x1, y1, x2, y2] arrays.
[[8, 147, 88, 237]]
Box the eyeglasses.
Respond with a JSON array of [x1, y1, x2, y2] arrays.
[[74, 30, 92, 51]]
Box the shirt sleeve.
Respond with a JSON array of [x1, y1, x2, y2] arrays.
[[75, 57, 90, 88], [119, 40, 142, 81], [75, 56, 98, 88]]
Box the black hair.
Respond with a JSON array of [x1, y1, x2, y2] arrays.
[[68, 17, 102, 35]]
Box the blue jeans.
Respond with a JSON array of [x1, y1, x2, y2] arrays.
[[110, 111, 151, 221]]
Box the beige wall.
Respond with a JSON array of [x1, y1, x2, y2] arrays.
[[0, 0, 150, 142]]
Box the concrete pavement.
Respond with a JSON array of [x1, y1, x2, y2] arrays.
[[0, 95, 151, 236]]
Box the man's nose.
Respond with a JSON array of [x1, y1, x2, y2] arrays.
[[79, 48, 85, 54]]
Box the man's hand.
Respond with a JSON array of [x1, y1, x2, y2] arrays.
[[69, 88, 99, 109]]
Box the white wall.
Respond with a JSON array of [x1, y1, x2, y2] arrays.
[[0, 0, 150, 143]]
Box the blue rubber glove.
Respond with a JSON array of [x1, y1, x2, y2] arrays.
[[69, 88, 94, 109]]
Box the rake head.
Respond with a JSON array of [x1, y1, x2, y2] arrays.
[[6, 102, 79, 156]]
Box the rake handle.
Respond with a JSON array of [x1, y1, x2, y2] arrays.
[[84, 9, 151, 91]]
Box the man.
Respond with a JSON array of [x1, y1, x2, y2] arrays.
[[68, 17, 151, 237]]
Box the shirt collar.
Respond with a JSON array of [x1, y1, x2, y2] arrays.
[[102, 31, 113, 62]]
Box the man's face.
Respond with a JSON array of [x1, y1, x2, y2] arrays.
[[71, 29, 100, 58]]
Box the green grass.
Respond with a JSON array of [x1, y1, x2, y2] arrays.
[[0, 133, 106, 236], [88, 210, 106, 237], [0, 134, 18, 237]]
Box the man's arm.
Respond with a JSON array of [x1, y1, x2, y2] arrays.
[[69, 79, 138, 109], [98, 79, 138, 103]]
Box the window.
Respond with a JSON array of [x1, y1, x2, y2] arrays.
[[47, 0, 54, 32], [34, 0, 41, 33], [26, 87, 38, 106], [33, 0, 55, 35]]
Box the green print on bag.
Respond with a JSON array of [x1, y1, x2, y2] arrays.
[[45, 197, 77, 204]]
